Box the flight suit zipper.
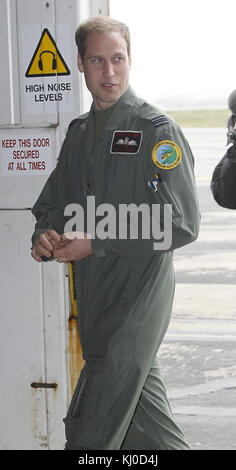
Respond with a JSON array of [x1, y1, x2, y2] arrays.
[[86, 171, 94, 196], [103, 157, 120, 202], [81, 171, 94, 353], [81, 143, 118, 354]]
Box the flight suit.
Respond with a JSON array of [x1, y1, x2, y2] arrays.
[[32, 87, 200, 450]]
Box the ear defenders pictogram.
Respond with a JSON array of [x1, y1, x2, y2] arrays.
[[38, 50, 57, 71]]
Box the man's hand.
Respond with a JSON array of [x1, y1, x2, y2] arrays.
[[53, 231, 93, 263], [31, 230, 62, 262]]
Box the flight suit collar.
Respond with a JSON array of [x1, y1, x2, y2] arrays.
[[85, 87, 137, 132], [104, 86, 138, 130], [77, 86, 138, 134]]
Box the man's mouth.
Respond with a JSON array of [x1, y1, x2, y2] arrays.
[[102, 83, 117, 88]]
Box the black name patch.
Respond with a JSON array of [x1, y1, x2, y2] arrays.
[[110, 130, 143, 154]]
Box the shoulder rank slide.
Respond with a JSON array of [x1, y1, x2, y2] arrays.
[[151, 115, 169, 127]]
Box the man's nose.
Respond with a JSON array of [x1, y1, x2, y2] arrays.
[[104, 61, 114, 77]]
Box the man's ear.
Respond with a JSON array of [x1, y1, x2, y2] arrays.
[[77, 53, 84, 72]]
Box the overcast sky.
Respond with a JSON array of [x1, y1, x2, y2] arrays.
[[110, 0, 235, 109]]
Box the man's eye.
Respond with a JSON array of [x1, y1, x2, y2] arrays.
[[91, 58, 102, 64], [114, 56, 123, 63]]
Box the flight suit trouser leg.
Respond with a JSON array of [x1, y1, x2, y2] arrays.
[[121, 356, 190, 450], [64, 354, 189, 450], [64, 273, 187, 450]]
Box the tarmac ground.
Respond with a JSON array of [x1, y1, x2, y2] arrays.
[[158, 128, 236, 450]]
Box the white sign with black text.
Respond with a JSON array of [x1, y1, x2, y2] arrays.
[[1, 130, 53, 176], [21, 24, 74, 114]]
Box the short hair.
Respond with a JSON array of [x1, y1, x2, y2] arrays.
[[75, 16, 131, 62]]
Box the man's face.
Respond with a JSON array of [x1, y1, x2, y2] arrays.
[[78, 31, 131, 111]]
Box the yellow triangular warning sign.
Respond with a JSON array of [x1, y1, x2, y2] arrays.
[[25, 28, 70, 77]]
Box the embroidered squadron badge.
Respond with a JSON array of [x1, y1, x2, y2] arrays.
[[110, 130, 143, 154], [152, 140, 181, 170]]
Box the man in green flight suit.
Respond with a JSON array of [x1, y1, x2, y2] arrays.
[[31, 16, 200, 450]]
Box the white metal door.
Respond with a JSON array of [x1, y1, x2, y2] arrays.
[[0, 210, 49, 449]]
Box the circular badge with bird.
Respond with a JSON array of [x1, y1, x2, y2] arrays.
[[152, 140, 181, 170]]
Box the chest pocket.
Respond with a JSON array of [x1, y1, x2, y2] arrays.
[[105, 154, 145, 205], [93, 130, 144, 205]]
